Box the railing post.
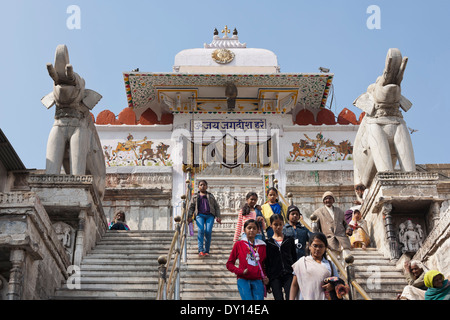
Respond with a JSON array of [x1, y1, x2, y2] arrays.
[[287, 192, 293, 206], [157, 255, 167, 300], [174, 215, 182, 300], [345, 255, 356, 300], [181, 193, 188, 263], [309, 214, 319, 233]]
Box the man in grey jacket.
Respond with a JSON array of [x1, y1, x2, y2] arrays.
[[187, 180, 221, 257], [312, 191, 352, 262]]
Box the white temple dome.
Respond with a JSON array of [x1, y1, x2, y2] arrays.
[[173, 27, 279, 74]]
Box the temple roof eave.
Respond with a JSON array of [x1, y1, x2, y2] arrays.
[[123, 72, 334, 113]]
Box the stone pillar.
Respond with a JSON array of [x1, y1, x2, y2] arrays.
[[381, 203, 399, 260], [428, 201, 441, 231], [73, 209, 87, 267], [7, 249, 25, 300]]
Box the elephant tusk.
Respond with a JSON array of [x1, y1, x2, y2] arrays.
[[46, 63, 59, 83], [65, 64, 76, 84], [396, 57, 408, 85]]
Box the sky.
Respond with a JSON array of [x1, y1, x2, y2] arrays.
[[1, 0, 449, 170]]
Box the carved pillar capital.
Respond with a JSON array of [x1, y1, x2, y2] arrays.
[[380, 202, 393, 216]]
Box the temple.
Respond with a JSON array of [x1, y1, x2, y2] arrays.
[[0, 27, 449, 300], [96, 27, 357, 230]]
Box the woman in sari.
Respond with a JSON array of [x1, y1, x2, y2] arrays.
[[348, 208, 370, 249]]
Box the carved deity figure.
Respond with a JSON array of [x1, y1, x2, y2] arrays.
[[398, 222, 407, 248], [54, 222, 72, 248], [41, 45, 106, 198], [223, 191, 230, 209], [53, 221, 75, 261], [415, 224, 424, 247], [403, 220, 421, 253], [225, 82, 237, 110], [353, 48, 415, 189]]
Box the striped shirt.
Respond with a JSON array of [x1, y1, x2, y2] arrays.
[[233, 208, 266, 242]]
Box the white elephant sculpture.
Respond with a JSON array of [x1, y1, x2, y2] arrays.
[[353, 48, 415, 189], [41, 44, 106, 199]]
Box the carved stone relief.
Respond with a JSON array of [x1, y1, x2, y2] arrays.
[[53, 221, 76, 263], [0, 274, 8, 300], [398, 219, 424, 254]]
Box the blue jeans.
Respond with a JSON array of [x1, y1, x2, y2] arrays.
[[237, 278, 265, 300], [195, 214, 215, 253]]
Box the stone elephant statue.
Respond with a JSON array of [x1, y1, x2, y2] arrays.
[[41, 44, 106, 199], [352, 48, 415, 189]]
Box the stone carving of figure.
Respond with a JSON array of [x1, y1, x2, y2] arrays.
[[398, 222, 407, 249], [353, 48, 415, 189], [225, 82, 237, 111], [41, 44, 106, 199], [54, 223, 72, 248], [223, 191, 230, 209], [234, 193, 243, 210], [416, 224, 424, 246], [257, 191, 263, 204], [403, 220, 421, 253], [53, 221, 75, 261]]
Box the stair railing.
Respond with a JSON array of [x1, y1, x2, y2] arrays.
[[273, 179, 371, 300], [157, 170, 192, 300]]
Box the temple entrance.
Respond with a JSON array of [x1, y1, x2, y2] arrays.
[[182, 127, 278, 229]]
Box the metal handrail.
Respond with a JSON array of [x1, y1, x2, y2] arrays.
[[156, 170, 192, 300], [274, 181, 371, 300]]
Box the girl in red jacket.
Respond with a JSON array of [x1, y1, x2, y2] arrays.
[[226, 219, 269, 300]]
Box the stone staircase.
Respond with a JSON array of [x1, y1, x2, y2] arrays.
[[52, 228, 407, 300], [180, 231, 408, 300], [350, 248, 407, 300], [180, 228, 241, 300], [53, 230, 174, 300]]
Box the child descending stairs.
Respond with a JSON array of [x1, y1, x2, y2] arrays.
[[179, 231, 408, 300], [52, 230, 407, 300], [180, 229, 242, 300]]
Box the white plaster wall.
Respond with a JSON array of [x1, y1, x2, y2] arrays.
[[174, 48, 278, 73]]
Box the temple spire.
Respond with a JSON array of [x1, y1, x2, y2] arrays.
[[221, 25, 230, 38]]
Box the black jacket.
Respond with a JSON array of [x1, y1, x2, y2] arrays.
[[187, 192, 221, 220], [264, 236, 297, 280]]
